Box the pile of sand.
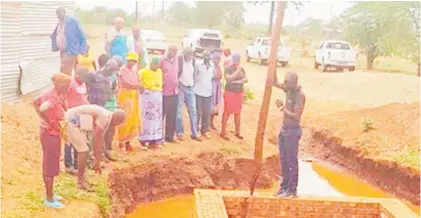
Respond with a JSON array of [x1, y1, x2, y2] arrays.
[[305, 102, 420, 169]]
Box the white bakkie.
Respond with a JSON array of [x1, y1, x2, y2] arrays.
[[245, 37, 291, 67], [314, 40, 358, 72]]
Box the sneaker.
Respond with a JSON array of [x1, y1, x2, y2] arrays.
[[53, 194, 63, 201], [43, 199, 65, 209], [141, 145, 149, 151], [177, 136, 185, 141], [279, 191, 297, 198]]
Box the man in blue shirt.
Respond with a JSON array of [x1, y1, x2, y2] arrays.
[[51, 7, 87, 75]]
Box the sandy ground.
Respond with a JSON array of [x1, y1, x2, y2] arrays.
[[1, 33, 420, 217]]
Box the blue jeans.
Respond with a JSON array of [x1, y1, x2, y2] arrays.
[[64, 143, 78, 169], [176, 85, 199, 138], [279, 127, 302, 194]]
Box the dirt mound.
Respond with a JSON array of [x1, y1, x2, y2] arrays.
[[108, 152, 280, 217], [304, 103, 420, 169]]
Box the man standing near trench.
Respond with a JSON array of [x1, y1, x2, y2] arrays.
[[273, 72, 305, 198], [51, 7, 87, 75]]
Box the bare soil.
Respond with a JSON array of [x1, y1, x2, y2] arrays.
[[1, 32, 419, 217], [108, 152, 279, 217]]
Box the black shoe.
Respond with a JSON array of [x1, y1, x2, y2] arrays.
[[279, 191, 297, 198]]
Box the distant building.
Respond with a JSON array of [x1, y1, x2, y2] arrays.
[[0, 2, 76, 102]]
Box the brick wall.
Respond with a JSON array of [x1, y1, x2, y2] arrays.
[[223, 196, 381, 218], [194, 189, 419, 218]]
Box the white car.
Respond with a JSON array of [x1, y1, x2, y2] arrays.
[[314, 40, 357, 72], [246, 37, 291, 67], [140, 30, 168, 54], [182, 29, 224, 54]]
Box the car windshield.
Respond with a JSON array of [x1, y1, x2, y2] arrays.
[[202, 32, 220, 38], [141, 31, 165, 39], [326, 42, 350, 50]]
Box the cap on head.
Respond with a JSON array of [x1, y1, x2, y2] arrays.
[[126, 52, 139, 63]]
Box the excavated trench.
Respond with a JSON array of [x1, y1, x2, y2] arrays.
[[107, 127, 420, 218], [108, 152, 280, 217]]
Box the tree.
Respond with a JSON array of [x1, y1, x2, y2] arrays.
[[248, 1, 306, 35], [224, 2, 245, 30], [341, 2, 420, 70], [166, 1, 192, 25]]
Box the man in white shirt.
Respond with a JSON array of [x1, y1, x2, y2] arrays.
[[65, 104, 125, 191], [176, 47, 201, 141]]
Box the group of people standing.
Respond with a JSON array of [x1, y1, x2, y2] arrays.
[[36, 7, 252, 209]]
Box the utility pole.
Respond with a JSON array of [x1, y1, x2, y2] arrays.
[[135, 1, 139, 24], [250, 1, 287, 196], [161, 1, 165, 18], [152, 1, 155, 26]]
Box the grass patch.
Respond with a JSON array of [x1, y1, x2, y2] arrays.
[[55, 173, 109, 216], [387, 148, 420, 169]]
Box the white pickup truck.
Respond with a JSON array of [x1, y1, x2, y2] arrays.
[[182, 29, 224, 55], [314, 40, 358, 72], [245, 37, 291, 67]]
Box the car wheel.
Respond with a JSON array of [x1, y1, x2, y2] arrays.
[[314, 60, 319, 69], [258, 54, 265, 65], [349, 66, 355, 71], [281, 61, 288, 67], [321, 60, 328, 72], [246, 51, 251, 62]]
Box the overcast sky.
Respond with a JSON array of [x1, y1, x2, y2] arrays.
[[75, 1, 353, 26]]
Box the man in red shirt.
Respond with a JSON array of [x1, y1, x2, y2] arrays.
[[33, 73, 71, 209], [64, 67, 90, 174]]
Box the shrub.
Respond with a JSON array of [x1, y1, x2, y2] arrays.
[[360, 117, 375, 132], [243, 87, 254, 103]]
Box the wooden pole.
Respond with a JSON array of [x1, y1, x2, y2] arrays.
[[253, 1, 287, 164]]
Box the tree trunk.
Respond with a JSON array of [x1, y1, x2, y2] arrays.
[[267, 1, 275, 36], [366, 47, 377, 70]]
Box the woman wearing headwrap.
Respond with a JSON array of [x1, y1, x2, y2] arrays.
[[220, 54, 248, 140], [106, 17, 129, 63], [210, 51, 222, 130], [33, 73, 71, 209], [116, 52, 143, 152], [137, 57, 163, 149]]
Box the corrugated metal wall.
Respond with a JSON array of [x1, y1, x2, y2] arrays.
[[0, 3, 21, 102], [0, 1, 75, 102]]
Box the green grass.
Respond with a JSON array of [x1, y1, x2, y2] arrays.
[[55, 173, 110, 217], [387, 149, 420, 169]]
